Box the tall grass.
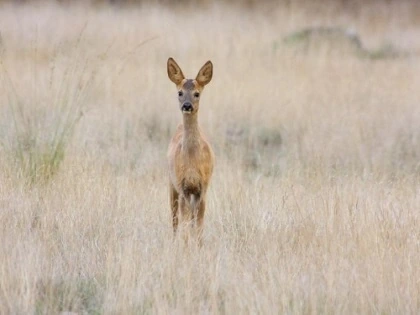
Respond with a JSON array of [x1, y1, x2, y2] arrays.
[[0, 26, 97, 184], [0, 1, 419, 314]]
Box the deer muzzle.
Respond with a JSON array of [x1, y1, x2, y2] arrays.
[[181, 102, 193, 113]]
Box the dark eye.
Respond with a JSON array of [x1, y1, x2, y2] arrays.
[[178, 91, 183, 97], [194, 92, 200, 98]]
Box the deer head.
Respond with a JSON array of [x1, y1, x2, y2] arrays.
[[167, 58, 213, 115]]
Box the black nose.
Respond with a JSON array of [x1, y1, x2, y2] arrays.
[[182, 102, 193, 111]]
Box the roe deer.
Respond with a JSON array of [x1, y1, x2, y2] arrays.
[[167, 57, 214, 243]]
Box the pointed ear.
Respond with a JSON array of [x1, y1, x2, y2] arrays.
[[196, 60, 213, 86], [167, 58, 185, 85]]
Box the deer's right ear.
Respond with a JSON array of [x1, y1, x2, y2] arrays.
[[167, 58, 185, 85]]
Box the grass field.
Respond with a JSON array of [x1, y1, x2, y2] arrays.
[[0, 1, 419, 314]]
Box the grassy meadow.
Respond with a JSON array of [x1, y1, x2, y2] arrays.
[[0, 1, 419, 313]]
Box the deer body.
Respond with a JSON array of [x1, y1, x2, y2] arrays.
[[167, 58, 214, 242]]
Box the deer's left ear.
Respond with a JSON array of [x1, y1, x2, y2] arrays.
[[196, 61, 213, 86]]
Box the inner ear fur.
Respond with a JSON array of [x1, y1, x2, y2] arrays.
[[167, 58, 185, 85], [196, 61, 213, 86]]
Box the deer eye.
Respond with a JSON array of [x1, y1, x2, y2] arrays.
[[194, 92, 200, 98], [178, 91, 183, 97]]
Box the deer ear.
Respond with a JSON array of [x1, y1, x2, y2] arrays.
[[196, 61, 213, 86], [167, 58, 185, 85]]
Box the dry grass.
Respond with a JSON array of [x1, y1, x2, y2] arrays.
[[0, 1, 419, 314]]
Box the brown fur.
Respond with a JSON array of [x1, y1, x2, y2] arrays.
[[167, 58, 214, 244]]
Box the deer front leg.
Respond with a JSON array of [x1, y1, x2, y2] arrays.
[[170, 183, 179, 235], [178, 195, 194, 244], [196, 198, 206, 245], [179, 195, 192, 224]]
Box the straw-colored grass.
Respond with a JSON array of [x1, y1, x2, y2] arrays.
[[0, 1, 419, 314]]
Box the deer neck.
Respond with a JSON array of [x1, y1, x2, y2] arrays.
[[182, 113, 200, 153]]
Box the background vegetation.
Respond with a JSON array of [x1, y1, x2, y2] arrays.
[[0, 0, 419, 313]]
